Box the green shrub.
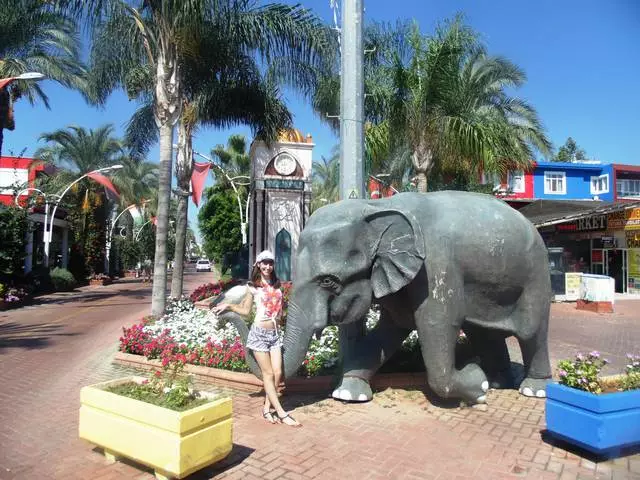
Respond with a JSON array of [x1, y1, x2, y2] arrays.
[[50, 267, 77, 291]]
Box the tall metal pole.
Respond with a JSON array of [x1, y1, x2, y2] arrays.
[[339, 0, 365, 201], [335, 0, 368, 401]]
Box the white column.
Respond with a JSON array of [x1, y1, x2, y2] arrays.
[[61, 226, 69, 268], [24, 223, 34, 273]]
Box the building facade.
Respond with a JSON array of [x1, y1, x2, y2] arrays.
[[248, 128, 314, 281]]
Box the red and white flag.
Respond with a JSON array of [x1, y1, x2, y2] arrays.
[[191, 161, 211, 206], [87, 171, 120, 198]]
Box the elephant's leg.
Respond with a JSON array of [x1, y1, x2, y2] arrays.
[[462, 324, 514, 389], [515, 291, 552, 398], [518, 299, 552, 398], [417, 303, 489, 404], [333, 309, 411, 402]]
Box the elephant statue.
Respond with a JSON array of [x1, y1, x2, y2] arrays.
[[277, 191, 552, 405]]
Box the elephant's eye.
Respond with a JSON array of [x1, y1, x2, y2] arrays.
[[317, 275, 342, 294]]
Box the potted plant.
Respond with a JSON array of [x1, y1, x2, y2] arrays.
[[545, 351, 640, 456], [79, 357, 233, 479], [89, 273, 112, 286]]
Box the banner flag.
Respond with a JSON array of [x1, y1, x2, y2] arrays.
[[191, 161, 211, 206], [87, 171, 120, 198]]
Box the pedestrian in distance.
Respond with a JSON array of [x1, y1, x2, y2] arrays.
[[212, 250, 301, 427]]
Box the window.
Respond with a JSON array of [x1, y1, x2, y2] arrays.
[[0, 168, 28, 195], [481, 171, 502, 191], [617, 179, 640, 198], [590, 174, 609, 195], [507, 170, 525, 193], [544, 171, 566, 195]]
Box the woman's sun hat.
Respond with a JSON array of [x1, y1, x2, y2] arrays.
[[255, 250, 275, 265]]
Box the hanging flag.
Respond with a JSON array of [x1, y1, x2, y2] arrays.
[[0, 78, 15, 90], [191, 161, 211, 206], [368, 176, 398, 199], [87, 171, 120, 198], [127, 204, 145, 228]]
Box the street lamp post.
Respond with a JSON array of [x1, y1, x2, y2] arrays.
[[177, 146, 251, 245], [195, 150, 250, 245], [14, 187, 60, 269], [32, 165, 123, 268]]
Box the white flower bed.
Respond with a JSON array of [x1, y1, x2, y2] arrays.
[[145, 300, 419, 370], [143, 307, 239, 347]]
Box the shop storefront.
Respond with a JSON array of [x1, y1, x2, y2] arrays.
[[605, 208, 640, 294]]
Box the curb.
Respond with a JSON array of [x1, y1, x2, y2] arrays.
[[113, 352, 429, 394]]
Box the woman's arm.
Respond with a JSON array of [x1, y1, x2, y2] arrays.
[[212, 292, 253, 317]]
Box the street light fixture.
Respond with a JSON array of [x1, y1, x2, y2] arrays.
[[173, 145, 251, 245], [32, 165, 124, 267]]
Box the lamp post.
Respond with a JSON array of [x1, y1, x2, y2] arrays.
[[176, 145, 251, 245], [194, 150, 250, 245], [14, 187, 60, 269], [42, 165, 123, 268]]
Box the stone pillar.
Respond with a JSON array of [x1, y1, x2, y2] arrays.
[[61, 226, 69, 268], [24, 223, 34, 274], [254, 190, 264, 262]]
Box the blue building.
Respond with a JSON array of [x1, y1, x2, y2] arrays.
[[533, 161, 614, 201]]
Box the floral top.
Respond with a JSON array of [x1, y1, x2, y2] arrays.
[[248, 284, 283, 327]]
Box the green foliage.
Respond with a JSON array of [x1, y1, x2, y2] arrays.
[[198, 184, 242, 264], [0, 205, 28, 277], [553, 137, 587, 163], [622, 354, 640, 391], [557, 352, 608, 394], [50, 267, 77, 291], [106, 357, 207, 411]]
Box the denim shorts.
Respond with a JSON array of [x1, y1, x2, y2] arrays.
[[246, 325, 282, 352]]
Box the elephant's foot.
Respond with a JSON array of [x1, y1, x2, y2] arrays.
[[332, 376, 372, 402], [519, 377, 550, 398], [442, 363, 489, 405], [486, 369, 515, 390]]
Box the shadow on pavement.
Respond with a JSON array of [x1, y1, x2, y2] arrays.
[[31, 287, 150, 307], [540, 429, 640, 462], [0, 321, 78, 352], [91, 443, 255, 479]]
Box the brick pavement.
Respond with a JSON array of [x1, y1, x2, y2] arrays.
[[1, 276, 639, 480]]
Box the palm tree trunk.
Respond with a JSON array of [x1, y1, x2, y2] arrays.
[[412, 144, 434, 193], [151, 122, 174, 316], [0, 128, 4, 158], [170, 116, 194, 298], [170, 193, 188, 297], [416, 171, 428, 193]]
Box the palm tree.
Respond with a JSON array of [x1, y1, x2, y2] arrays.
[[0, 0, 86, 156], [311, 148, 340, 212], [62, 0, 331, 315], [314, 18, 551, 193]]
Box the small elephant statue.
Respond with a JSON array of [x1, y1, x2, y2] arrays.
[[280, 191, 552, 405]]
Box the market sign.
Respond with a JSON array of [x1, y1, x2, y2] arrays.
[[607, 207, 640, 230], [556, 214, 607, 232], [627, 231, 640, 249]]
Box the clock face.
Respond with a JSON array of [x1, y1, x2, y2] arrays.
[[274, 154, 297, 176]]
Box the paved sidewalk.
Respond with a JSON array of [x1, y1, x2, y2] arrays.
[[1, 278, 639, 479]]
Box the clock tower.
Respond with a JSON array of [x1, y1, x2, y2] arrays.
[[248, 128, 314, 281]]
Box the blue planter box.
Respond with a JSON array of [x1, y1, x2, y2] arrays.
[[545, 382, 640, 456]]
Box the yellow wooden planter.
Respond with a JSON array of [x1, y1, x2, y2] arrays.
[[79, 376, 233, 479]]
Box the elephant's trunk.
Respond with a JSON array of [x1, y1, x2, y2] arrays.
[[282, 300, 314, 379], [219, 311, 263, 379]]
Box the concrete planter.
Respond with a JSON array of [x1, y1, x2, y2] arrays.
[[545, 382, 640, 456], [123, 270, 138, 279], [114, 352, 430, 394], [89, 278, 112, 286], [79, 376, 233, 479]]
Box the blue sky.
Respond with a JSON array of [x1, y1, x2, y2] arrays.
[[4, 0, 639, 240]]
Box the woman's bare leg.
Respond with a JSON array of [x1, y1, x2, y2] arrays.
[[253, 350, 300, 426]]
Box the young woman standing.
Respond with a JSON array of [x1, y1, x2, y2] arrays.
[[212, 250, 301, 427]]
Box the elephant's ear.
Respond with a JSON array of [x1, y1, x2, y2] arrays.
[[364, 207, 426, 298]]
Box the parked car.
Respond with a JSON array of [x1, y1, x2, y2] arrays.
[[196, 259, 212, 272]]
